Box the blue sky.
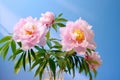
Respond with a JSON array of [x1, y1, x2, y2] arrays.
[[0, 0, 120, 80]]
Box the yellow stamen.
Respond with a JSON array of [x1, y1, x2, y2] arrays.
[[32, 25, 35, 30], [26, 30, 33, 35], [73, 29, 85, 43], [25, 25, 35, 35]]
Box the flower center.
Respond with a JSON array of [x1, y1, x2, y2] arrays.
[[73, 29, 85, 43], [25, 25, 35, 35], [26, 30, 33, 35]]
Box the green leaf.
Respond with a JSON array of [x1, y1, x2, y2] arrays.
[[28, 50, 31, 67], [76, 56, 84, 73], [72, 65, 75, 78], [82, 59, 90, 76], [53, 41, 59, 44], [30, 49, 36, 59], [10, 49, 23, 60], [23, 52, 26, 71], [69, 56, 75, 77], [39, 61, 47, 80], [53, 41, 61, 46], [58, 13, 63, 18], [57, 57, 66, 71], [30, 61, 39, 71], [87, 48, 92, 53], [57, 23, 65, 27], [49, 38, 60, 41], [52, 23, 57, 32], [34, 65, 41, 78], [0, 36, 12, 44], [66, 58, 71, 74], [89, 72, 93, 80], [30, 58, 44, 70], [8, 55, 13, 61], [3, 46, 9, 59], [74, 56, 79, 68], [87, 59, 100, 65], [15, 49, 23, 55], [79, 62, 84, 73], [46, 31, 50, 40], [34, 60, 47, 80], [52, 41, 62, 50], [35, 46, 46, 56], [11, 39, 16, 54], [93, 69, 97, 78], [53, 46, 61, 50], [0, 42, 10, 59], [55, 18, 67, 23], [49, 58, 56, 80], [69, 56, 74, 67], [47, 40, 52, 49], [14, 53, 23, 74], [0, 47, 2, 52], [17, 42, 22, 47], [55, 52, 65, 57]]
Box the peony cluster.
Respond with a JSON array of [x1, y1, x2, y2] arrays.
[[60, 18, 96, 54], [13, 11, 101, 70], [13, 12, 54, 50], [85, 52, 102, 70], [60, 18, 101, 70], [40, 12, 55, 27]]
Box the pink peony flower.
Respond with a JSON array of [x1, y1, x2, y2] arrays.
[[85, 52, 102, 70], [39, 11, 55, 27], [60, 18, 96, 54], [13, 16, 47, 50]]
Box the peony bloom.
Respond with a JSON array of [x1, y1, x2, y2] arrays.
[[39, 11, 54, 27], [60, 18, 96, 54], [13, 16, 47, 50], [85, 52, 102, 70]]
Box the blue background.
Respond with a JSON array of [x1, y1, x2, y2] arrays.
[[0, 0, 120, 80]]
